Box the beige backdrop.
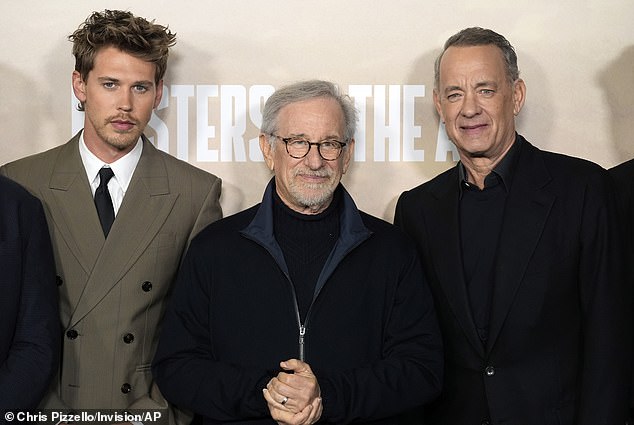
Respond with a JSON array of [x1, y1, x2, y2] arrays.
[[1, 0, 633, 221]]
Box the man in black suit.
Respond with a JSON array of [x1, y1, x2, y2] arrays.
[[0, 175, 59, 414], [394, 27, 631, 424]]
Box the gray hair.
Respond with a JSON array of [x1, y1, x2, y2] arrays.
[[261, 80, 358, 144], [434, 27, 520, 89]]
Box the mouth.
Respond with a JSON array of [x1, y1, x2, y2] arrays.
[[460, 123, 488, 135], [295, 170, 332, 185], [461, 123, 487, 130], [299, 174, 328, 183], [110, 118, 136, 132]]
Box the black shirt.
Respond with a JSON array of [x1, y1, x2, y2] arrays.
[[458, 137, 521, 343]]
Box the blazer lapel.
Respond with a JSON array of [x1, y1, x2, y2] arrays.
[[426, 169, 485, 356], [486, 141, 555, 353], [70, 138, 178, 326], [45, 137, 105, 277]]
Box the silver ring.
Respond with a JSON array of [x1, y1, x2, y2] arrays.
[[280, 396, 288, 405]]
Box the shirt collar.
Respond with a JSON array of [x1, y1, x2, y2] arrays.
[[458, 133, 523, 196], [78, 132, 143, 192]]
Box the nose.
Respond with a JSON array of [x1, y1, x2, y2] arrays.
[[461, 91, 480, 118], [303, 144, 325, 170], [117, 90, 133, 112]]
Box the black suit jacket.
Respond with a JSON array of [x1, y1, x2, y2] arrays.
[[0, 175, 59, 411], [395, 135, 631, 425]]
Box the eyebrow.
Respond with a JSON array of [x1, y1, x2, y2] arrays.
[[474, 80, 498, 89], [443, 80, 498, 94], [286, 133, 343, 140], [97, 76, 154, 86], [443, 85, 462, 94]]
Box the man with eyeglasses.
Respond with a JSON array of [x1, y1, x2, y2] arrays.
[[152, 80, 443, 425]]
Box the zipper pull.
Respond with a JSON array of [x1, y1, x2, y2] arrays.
[[298, 325, 306, 362]]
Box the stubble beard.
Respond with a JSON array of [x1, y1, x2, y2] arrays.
[[288, 168, 337, 210], [97, 117, 143, 152]]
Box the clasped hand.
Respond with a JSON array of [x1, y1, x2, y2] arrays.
[[263, 359, 322, 425]]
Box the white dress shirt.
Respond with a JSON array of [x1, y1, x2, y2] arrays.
[[78, 132, 143, 216]]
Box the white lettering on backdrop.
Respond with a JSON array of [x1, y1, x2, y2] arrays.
[[71, 84, 458, 163]]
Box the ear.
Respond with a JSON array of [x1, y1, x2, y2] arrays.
[[512, 79, 526, 116], [433, 89, 445, 123], [342, 139, 355, 174], [259, 134, 275, 171], [72, 70, 87, 104], [154, 79, 164, 109]]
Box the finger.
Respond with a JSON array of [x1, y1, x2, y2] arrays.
[[271, 374, 300, 392], [263, 388, 292, 412], [280, 359, 312, 374], [269, 406, 295, 424], [285, 404, 313, 425], [300, 397, 322, 425], [269, 405, 310, 425], [268, 377, 305, 410]]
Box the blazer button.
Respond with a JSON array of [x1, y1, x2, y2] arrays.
[[123, 333, 135, 344], [485, 366, 495, 376], [66, 329, 78, 340], [56, 275, 63, 286], [141, 281, 153, 292], [121, 383, 132, 394]]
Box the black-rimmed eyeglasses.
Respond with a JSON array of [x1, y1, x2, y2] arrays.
[[270, 134, 347, 161]]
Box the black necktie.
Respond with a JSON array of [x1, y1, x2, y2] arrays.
[[94, 167, 115, 237]]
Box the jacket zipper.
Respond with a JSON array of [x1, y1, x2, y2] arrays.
[[298, 324, 306, 362], [288, 277, 310, 362], [286, 240, 368, 361]]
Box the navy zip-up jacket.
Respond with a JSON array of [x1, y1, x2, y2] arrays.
[[153, 180, 443, 424]]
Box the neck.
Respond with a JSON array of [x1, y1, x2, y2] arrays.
[[82, 129, 137, 164], [460, 140, 515, 189]]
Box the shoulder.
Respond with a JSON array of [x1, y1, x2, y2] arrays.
[[609, 158, 634, 188], [521, 138, 605, 177], [0, 176, 46, 228], [511, 138, 610, 196], [0, 175, 40, 206], [537, 148, 605, 175]]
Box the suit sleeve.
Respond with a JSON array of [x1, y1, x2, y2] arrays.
[[0, 193, 60, 410], [316, 246, 443, 423], [152, 242, 274, 421], [577, 169, 632, 423]]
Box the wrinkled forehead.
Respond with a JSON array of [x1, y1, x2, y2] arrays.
[[438, 45, 508, 86], [276, 97, 345, 138]]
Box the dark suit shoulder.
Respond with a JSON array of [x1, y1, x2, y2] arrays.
[[0, 174, 42, 207], [536, 146, 606, 176], [609, 158, 634, 187]]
